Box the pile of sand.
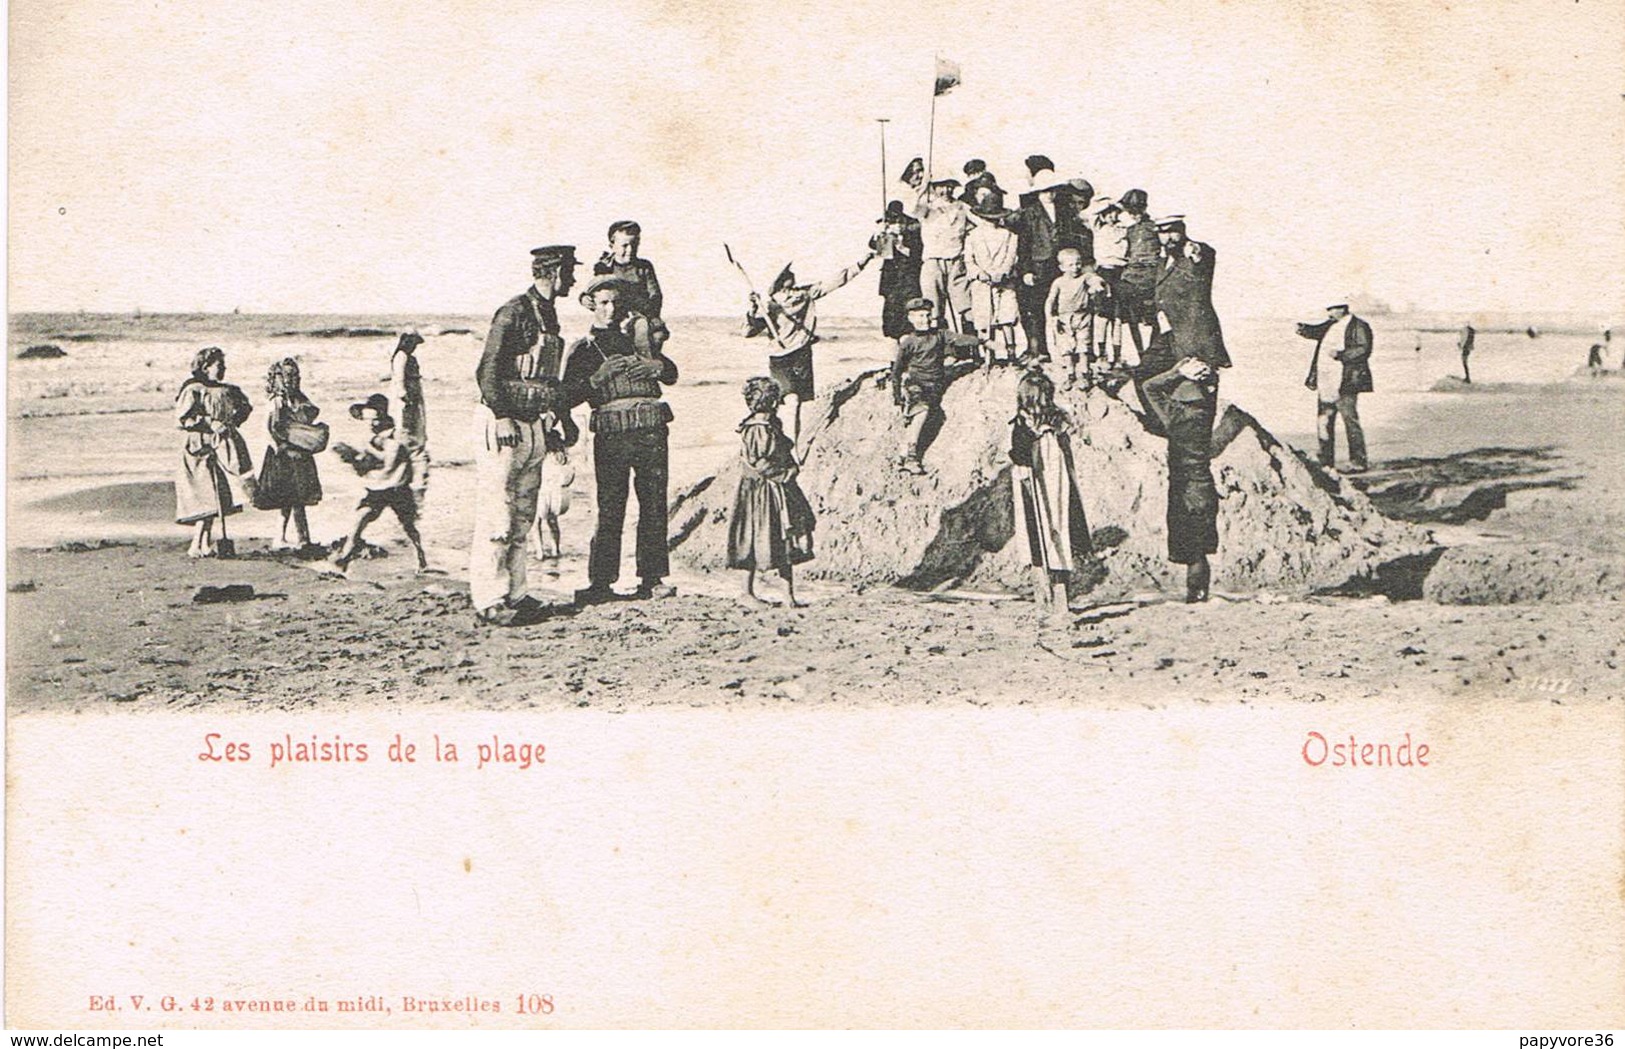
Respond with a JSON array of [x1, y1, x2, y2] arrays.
[[670, 367, 1435, 599]]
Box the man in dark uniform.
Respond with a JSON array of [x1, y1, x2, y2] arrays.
[[561, 275, 680, 604], [1142, 356, 1221, 603], [1135, 216, 1230, 434], [469, 245, 580, 625], [1151, 217, 1230, 372]]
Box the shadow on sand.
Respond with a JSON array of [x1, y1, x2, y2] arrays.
[[1348, 446, 1580, 525]]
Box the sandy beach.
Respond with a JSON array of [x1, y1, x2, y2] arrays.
[[7, 312, 1622, 712]]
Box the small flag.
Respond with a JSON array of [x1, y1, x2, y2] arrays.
[[934, 56, 961, 97]]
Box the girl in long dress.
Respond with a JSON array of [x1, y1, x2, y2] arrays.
[[257, 357, 323, 550], [727, 377, 816, 606], [1009, 369, 1093, 612], [174, 346, 255, 558]]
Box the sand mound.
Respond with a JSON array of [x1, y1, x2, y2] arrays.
[[1424, 544, 1623, 604], [17, 344, 67, 359], [669, 366, 1435, 598]]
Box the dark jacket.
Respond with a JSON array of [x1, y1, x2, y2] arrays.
[[873, 217, 925, 300], [561, 326, 678, 434], [1119, 216, 1162, 291], [1154, 241, 1231, 370], [1296, 314, 1374, 394], [1015, 201, 1088, 278], [478, 288, 564, 420], [593, 255, 663, 318]]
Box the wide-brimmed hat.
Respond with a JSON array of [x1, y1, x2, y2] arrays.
[[1028, 167, 1071, 193], [1118, 188, 1149, 212], [349, 393, 390, 419], [1153, 214, 1187, 231]]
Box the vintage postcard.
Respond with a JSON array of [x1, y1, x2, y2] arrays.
[[6, 0, 1622, 1031]]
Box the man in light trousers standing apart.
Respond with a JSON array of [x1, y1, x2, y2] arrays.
[[1295, 299, 1373, 472], [469, 245, 580, 626]]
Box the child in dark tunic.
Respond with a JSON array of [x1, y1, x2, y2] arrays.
[[1142, 357, 1220, 602], [728, 377, 816, 606], [257, 357, 324, 550]]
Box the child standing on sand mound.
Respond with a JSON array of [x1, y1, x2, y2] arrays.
[[727, 377, 816, 607], [1009, 369, 1094, 614]]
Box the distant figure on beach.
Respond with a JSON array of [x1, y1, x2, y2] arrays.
[[1457, 322, 1475, 383], [1295, 300, 1374, 472], [1142, 357, 1221, 604], [743, 248, 877, 445], [728, 377, 816, 607], [891, 297, 982, 475], [388, 331, 428, 510], [326, 394, 428, 576], [563, 274, 680, 604], [470, 244, 578, 626], [871, 200, 924, 339], [257, 357, 324, 550], [593, 220, 668, 357], [174, 346, 254, 559], [963, 187, 1021, 369], [1587, 341, 1606, 373], [1009, 369, 1093, 615]]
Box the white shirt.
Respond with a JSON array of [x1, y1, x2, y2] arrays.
[[1318, 315, 1351, 403]]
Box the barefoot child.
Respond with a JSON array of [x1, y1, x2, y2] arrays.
[[257, 358, 324, 550], [529, 377, 579, 561], [727, 377, 816, 606], [1009, 370, 1093, 613], [1045, 247, 1107, 388], [327, 394, 428, 574]]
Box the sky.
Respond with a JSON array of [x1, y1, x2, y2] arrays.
[[8, 0, 1624, 319]]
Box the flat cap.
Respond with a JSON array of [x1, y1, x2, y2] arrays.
[[905, 296, 933, 312], [530, 244, 577, 263], [581, 273, 634, 298]]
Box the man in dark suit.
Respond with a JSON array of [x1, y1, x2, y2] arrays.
[[1152, 217, 1230, 372], [1295, 300, 1374, 471], [1014, 170, 1087, 359]]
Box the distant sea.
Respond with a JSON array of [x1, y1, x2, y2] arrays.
[[7, 308, 1619, 535]]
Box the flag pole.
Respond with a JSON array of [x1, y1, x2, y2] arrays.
[[876, 118, 891, 212], [927, 53, 938, 181]]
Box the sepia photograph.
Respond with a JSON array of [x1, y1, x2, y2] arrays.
[[6, 0, 1622, 1032]]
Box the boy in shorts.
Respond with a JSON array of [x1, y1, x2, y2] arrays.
[[327, 393, 428, 574]]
